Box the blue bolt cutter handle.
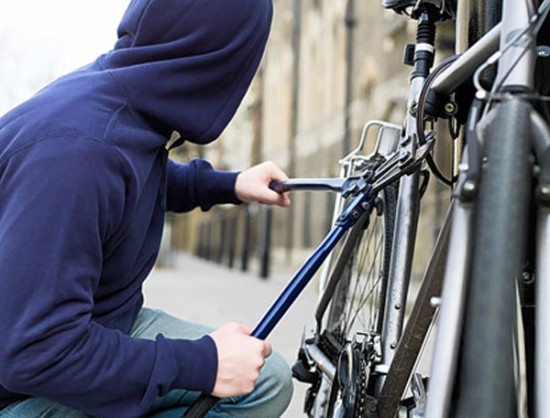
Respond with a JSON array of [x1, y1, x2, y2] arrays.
[[183, 139, 435, 417], [183, 181, 374, 418], [269, 177, 361, 195]]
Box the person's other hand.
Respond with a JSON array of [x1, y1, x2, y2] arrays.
[[235, 161, 291, 207], [209, 322, 272, 397]]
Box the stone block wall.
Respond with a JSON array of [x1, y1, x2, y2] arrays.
[[173, 0, 457, 275]]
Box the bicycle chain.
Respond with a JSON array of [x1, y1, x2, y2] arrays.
[[354, 355, 370, 418], [319, 330, 345, 363], [319, 331, 376, 418]]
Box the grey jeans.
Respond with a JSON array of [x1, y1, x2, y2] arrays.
[[0, 308, 293, 418]]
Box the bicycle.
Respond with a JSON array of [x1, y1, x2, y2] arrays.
[[184, 0, 550, 416]]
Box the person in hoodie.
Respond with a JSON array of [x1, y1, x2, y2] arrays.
[[0, 0, 294, 417]]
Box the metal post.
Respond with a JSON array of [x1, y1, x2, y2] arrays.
[[241, 207, 251, 272], [227, 211, 236, 269], [220, 212, 227, 265], [205, 222, 212, 261], [260, 206, 272, 279], [456, 0, 501, 53]]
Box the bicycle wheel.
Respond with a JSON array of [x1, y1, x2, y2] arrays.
[[455, 98, 532, 418], [317, 183, 397, 418]]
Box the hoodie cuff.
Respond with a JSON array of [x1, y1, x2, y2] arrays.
[[169, 335, 218, 394], [200, 170, 242, 208]]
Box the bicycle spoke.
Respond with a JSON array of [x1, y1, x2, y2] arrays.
[[338, 210, 385, 339]]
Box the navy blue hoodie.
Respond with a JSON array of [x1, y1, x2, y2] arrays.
[[0, 0, 272, 416]]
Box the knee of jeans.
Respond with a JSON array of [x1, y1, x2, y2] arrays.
[[224, 351, 293, 417], [261, 351, 294, 407]]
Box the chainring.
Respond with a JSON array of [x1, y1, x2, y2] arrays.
[[326, 342, 369, 418]]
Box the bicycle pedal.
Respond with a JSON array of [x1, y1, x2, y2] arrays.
[[291, 359, 318, 384], [291, 347, 319, 384]]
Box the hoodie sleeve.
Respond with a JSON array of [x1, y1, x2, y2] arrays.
[[0, 139, 217, 418], [166, 158, 242, 212]]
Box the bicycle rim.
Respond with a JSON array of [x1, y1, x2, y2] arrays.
[[326, 185, 397, 344], [317, 185, 397, 418]]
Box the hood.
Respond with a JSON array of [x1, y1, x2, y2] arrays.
[[101, 0, 273, 144]]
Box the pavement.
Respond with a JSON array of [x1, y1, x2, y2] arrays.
[[143, 251, 320, 418]]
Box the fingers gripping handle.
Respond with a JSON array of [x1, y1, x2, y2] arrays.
[[183, 222, 349, 417], [269, 178, 349, 193], [269, 180, 290, 193], [183, 181, 288, 418]]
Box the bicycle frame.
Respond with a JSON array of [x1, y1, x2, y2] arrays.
[[185, 1, 550, 416], [183, 123, 428, 416], [426, 1, 547, 417]]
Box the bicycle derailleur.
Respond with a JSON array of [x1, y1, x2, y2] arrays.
[[293, 330, 429, 418], [327, 333, 381, 418]]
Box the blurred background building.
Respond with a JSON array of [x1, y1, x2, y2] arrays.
[[2, 0, 455, 281], [170, 0, 455, 280]]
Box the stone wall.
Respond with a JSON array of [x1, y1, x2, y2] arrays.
[[173, 0, 456, 274]]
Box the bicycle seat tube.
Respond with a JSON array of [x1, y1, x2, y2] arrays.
[[379, 7, 438, 383]]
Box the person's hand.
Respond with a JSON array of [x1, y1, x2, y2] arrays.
[[209, 322, 272, 397], [235, 161, 291, 207]]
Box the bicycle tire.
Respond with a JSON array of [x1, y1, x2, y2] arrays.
[[455, 98, 532, 418], [326, 184, 397, 338], [316, 183, 397, 417]]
